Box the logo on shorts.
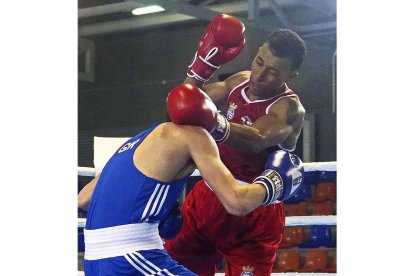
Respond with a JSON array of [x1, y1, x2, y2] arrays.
[[241, 266, 254, 276], [226, 102, 238, 120]]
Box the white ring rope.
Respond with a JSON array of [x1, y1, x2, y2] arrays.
[[78, 161, 337, 177], [303, 161, 336, 172], [78, 167, 95, 177], [285, 215, 336, 226], [77, 215, 336, 228]]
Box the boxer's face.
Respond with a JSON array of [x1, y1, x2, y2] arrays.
[[249, 43, 297, 98]]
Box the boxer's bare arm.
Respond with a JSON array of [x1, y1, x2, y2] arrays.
[[78, 174, 100, 211], [183, 126, 267, 216], [225, 97, 305, 153], [185, 71, 249, 111]]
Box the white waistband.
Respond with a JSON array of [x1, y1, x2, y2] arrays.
[[204, 179, 247, 191], [84, 223, 164, 260]]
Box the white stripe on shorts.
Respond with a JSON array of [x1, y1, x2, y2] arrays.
[[126, 253, 157, 274], [124, 253, 152, 275], [133, 252, 175, 276], [124, 252, 176, 276]]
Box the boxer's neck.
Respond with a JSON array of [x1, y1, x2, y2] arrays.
[[246, 83, 286, 101]]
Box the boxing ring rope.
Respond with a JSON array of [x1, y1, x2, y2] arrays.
[[78, 161, 337, 228], [78, 161, 337, 177], [78, 167, 95, 177], [78, 215, 336, 228]]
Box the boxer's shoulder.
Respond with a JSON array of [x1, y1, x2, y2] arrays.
[[269, 95, 305, 116], [225, 71, 250, 89]]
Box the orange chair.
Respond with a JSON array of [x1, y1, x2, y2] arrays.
[[325, 251, 337, 272], [280, 226, 305, 248], [300, 249, 328, 272], [274, 250, 301, 272], [310, 181, 336, 202], [285, 202, 308, 216], [311, 201, 334, 215]]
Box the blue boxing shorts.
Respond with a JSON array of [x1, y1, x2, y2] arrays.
[[83, 223, 195, 276]]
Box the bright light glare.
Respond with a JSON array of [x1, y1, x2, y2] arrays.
[[132, 5, 165, 16]]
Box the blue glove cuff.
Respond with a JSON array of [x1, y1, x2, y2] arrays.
[[254, 169, 284, 206]]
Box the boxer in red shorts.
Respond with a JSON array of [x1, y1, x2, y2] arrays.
[[164, 14, 307, 276]]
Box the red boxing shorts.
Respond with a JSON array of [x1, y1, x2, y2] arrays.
[[164, 180, 285, 276]]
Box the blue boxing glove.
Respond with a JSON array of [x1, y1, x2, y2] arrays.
[[158, 201, 183, 240], [254, 150, 304, 205]]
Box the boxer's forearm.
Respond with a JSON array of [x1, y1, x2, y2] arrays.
[[233, 184, 267, 215], [226, 122, 294, 153], [225, 123, 266, 153]]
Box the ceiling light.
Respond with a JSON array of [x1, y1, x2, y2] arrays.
[[132, 5, 165, 16]]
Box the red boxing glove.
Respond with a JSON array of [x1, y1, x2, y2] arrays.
[[187, 14, 245, 83], [167, 84, 230, 144]]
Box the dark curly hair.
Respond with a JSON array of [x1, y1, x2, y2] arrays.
[[267, 29, 306, 71]]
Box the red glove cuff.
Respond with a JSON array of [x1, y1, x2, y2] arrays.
[[210, 113, 230, 144], [187, 49, 220, 82]]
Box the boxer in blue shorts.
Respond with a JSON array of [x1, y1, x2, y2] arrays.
[[78, 83, 304, 275]]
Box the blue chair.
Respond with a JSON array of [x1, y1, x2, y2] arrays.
[[299, 225, 331, 248], [325, 226, 337, 248]]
